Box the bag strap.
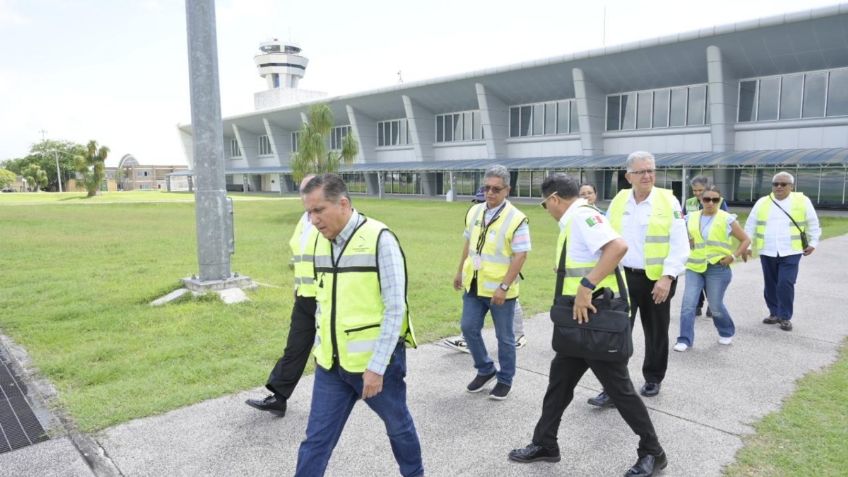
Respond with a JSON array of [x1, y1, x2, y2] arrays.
[[553, 226, 629, 302], [769, 194, 805, 234]]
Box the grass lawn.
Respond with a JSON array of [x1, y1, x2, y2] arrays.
[[1, 189, 847, 477]]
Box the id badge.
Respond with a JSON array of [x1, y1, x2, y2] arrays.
[[471, 254, 482, 270]]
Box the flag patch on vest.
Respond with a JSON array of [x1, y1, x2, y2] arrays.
[[673, 211, 682, 219], [585, 215, 605, 227]]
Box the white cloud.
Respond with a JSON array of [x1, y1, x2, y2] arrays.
[[0, 0, 27, 25]]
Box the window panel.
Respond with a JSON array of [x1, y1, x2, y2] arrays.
[[557, 101, 569, 134], [472, 111, 482, 140], [533, 104, 544, 135], [757, 77, 779, 121], [400, 119, 408, 145], [738, 80, 757, 122], [606, 95, 621, 131], [687, 85, 706, 125], [453, 113, 463, 141], [779, 74, 803, 120], [390, 121, 399, 145], [669, 88, 687, 127], [827, 69, 848, 117], [621, 93, 636, 130], [653, 89, 669, 127], [463, 112, 473, 140], [819, 168, 845, 204], [803, 72, 826, 118], [637, 91, 652, 129], [520, 105, 532, 136], [544, 102, 556, 135], [509, 107, 520, 137], [444, 114, 453, 142], [436, 116, 444, 142], [569, 101, 579, 133]]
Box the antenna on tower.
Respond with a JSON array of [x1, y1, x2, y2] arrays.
[[397, 70, 403, 84]]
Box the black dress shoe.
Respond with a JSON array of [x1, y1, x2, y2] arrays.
[[779, 319, 793, 331], [508, 443, 561, 463], [640, 382, 661, 397], [246, 394, 286, 416], [624, 451, 667, 477], [587, 391, 616, 408]]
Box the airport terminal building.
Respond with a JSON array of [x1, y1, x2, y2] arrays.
[[177, 5, 848, 208]]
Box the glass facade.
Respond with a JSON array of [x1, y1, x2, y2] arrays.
[[607, 84, 709, 131], [331, 125, 351, 150], [230, 138, 242, 158], [258, 135, 273, 156], [509, 100, 578, 138], [738, 67, 848, 122], [435, 110, 483, 143], [291, 132, 300, 153]]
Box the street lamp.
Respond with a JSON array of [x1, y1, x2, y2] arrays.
[[53, 150, 63, 193]]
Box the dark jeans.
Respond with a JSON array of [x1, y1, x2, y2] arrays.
[[625, 268, 677, 384], [760, 254, 802, 320], [266, 294, 317, 399], [295, 344, 423, 477], [532, 353, 662, 458]]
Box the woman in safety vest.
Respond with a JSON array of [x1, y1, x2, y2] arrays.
[[674, 185, 751, 351]]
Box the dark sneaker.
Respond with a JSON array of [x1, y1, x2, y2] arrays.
[[779, 319, 793, 331], [245, 394, 286, 416], [443, 336, 470, 353], [640, 382, 661, 397], [762, 316, 779, 324], [508, 443, 561, 463], [587, 391, 615, 408], [624, 451, 667, 477], [515, 335, 528, 349], [466, 372, 497, 393], [489, 382, 511, 401]]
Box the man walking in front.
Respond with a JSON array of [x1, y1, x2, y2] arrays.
[[508, 173, 667, 477], [453, 165, 530, 401], [744, 171, 820, 331], [295, 174, 423, 477], [590, 151, 689, 406]]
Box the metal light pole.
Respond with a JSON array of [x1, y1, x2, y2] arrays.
[[54, 150, 63, 193]]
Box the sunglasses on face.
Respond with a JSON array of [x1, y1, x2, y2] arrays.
[[701, 197, 721, 204], [540, 191, 558, 209], [772, 182, 790, 187], [482, 185, 505, 193]]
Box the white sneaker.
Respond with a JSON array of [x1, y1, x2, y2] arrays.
[[673, 342, 689, 352], [718, 336, 733, 345], [515, 335, 527, 349], [443, 336, 470, 353]]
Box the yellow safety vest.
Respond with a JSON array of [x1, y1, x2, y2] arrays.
[[753, 192, 808, 254], [312, 217, 417, 373], [289, 212, 319, 297], [607, 187, 676, 280], [558, 205, 622, 296], [686, 210, 734, 273], [462, 201, 528, 298]]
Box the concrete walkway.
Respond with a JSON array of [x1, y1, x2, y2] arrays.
[[2, 235, 846, 476]]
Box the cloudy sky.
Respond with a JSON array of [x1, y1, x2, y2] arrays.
[[0, 0, 840, 166]]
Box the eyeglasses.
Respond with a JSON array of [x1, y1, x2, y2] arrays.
[[628, 169, 656, 176], [540, 191, 558, 210], [701, 197, 721, 204], [772, 182, 790, 187], [482, 185, 505, 193]]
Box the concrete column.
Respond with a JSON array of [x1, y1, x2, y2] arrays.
[[263, 118, 291, 165], [707, 45, 737, 153], [475, 83, 507, 159], [402, 95, 435, 162], [185, 0, 230, 281], [346, 105, 377, 163], [572, 68, 606, 156], [232, 124, 258, 166], [366, 173, 380, 197]]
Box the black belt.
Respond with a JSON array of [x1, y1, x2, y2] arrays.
[[623, 267, 646, 275]]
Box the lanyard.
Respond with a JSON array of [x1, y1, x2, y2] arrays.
[[475, 203, 506, 254]]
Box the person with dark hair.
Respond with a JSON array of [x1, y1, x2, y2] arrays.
[[578, 183, 600, 207], [509, 173, 667, 477], [295, 174, 423, 477], [683, 175, 728, 318], [246, 174, 317, 417], [674, 185, 750, 351]]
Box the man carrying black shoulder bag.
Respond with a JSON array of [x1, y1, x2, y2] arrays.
[[508, 173, 667, 477]]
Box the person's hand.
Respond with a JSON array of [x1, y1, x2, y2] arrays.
[[453, 272, 463, 291], [362, 370, 384, 399], [719, 255, 734, 266], [573, 286, 596, 324], [803, 245, 815, 256], [491, 287, 506, 306], [742, 249, 753, 261], [652, 276, 673, 304]]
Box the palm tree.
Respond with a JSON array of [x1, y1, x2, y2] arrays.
[[290, 104, 359, 182], [22, 164, 47, 192], [75, 140, 109, 197]]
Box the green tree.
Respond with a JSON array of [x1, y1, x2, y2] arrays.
[[22, 164, 47, 192], [74, 140, 110, 197], [0, 168, 16, 190], [2, 140, 85, 191], [290, 104, 359, 182]]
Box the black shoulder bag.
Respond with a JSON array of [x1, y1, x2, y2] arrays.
[[549, 236, 633, 362], [769, 195, 809, 249]]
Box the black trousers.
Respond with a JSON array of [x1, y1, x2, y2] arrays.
[[531, 353, 662, 458], [624, 268, 677, 384], [266, 294, 317, 399]]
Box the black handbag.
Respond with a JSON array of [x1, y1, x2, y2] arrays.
[[549, 235, 633, 362]]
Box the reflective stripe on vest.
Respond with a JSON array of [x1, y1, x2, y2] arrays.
[[558, 206, 621, 296], [312, 217, 417, 373], [686, 210, 733, 273], [462, 201, 527, 298], [289, 213, 318, 297], [753, 192, 807, 254], [607, 188, 675, 280]]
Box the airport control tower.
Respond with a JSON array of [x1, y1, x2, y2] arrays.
[[252, 39, 326, 110]]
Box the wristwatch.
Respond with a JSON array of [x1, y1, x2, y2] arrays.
[[498, 283, 510, 292], [580, 277, 596, 290]]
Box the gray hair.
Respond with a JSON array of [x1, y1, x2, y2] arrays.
[[484, 165, 510, 187], [772, 171, 795, 184], [302, 173, 351, 204], [689, 175, 710, 188], [541, 173, 580, 199], [625, 151, 656, 172]]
